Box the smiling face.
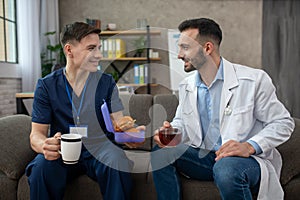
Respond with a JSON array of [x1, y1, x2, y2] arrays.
[[177, 28, 207, 72], [65, 33, 102, 72]]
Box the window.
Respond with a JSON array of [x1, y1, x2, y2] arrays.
[[0, 0, 17, 63]]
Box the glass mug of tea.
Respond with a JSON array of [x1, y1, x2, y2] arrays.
[[158, 127, 182, 147]]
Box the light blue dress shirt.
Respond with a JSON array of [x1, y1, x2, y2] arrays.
[[196, 58, 262, 154], [196, 59, 223, 151]]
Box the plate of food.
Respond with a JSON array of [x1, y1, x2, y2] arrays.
[[101, 101, 145, 143]]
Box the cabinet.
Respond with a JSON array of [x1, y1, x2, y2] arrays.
[[99, 26, 161, 88]]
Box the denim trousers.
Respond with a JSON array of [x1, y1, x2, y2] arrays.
[[151, 144, 261, 200]]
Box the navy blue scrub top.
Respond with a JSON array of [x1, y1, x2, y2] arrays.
[[32, 68, 123, 142]]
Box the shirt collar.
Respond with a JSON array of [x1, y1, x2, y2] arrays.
[[195, 57, 224, 87], [215, 57, 224, 81]]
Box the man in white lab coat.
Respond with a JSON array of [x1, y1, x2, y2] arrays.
[[151, 18, 295, 200]]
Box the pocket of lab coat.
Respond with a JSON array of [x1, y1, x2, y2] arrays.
[[227, 104, 255, 140]]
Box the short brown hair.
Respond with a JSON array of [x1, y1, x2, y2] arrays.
[[60, 22, 101, 46], [178, 18, 222, 46]]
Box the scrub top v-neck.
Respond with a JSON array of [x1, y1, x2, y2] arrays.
[[32, 68, 124, 141]]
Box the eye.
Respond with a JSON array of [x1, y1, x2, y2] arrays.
[[87, 45, 97, 51], [181, 46, 189, 51], [179, 44, 189, 51]]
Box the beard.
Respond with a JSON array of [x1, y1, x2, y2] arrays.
[[192, 48, 207, 70], [184, 63, 197, 72], [183, 48, 207, 72]]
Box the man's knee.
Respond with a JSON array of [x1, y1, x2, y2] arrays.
[[26, 154, 64, 182], [213, 157, 242, 185]]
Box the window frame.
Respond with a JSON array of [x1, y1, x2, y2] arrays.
[[0, 0, 18, 64]]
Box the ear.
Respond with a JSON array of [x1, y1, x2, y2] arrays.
[[64, 43, 73, 58], [203, 42, 214, 55]]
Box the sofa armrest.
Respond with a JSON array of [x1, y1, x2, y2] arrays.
[[278, 117, 300, 185], [0, 115, 36, 180]]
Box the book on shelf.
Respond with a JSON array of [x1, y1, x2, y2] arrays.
[[86, 19, 101, 29]]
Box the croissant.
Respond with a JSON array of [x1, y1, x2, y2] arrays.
[[113, 116, 138, 132]]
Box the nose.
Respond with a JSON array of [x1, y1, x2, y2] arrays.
[[177, 49, 184, 60], [95, 48, 102, 59]]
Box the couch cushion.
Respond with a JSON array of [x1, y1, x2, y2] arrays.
[[64, 175, 102, 200], [120, 94, 153, 151], [18, 173, 102, 200], [283, 174, 300, 200], [181, 176, 220, 200], [134, 84, 172, 95], [119, 93, 131, 116], [152, 94, 179, 131], [131, 172, 156, 200], [277, 117, 300, 185], [0, 171, 18, 200], [18, 172, 156, 200], [125, 150, 151, 173], [17, 174, 30, 200], [0, 115, 36, 180]]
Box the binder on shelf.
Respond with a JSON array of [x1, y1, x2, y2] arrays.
[[107, 39, 114, 58], [102, 39, 108, 58], [134, 64, 139, 84], [115, 39, 126, 58], [139, 64, 144, 84], [112, 39, 116, 58], [144, 64, 148, 84]]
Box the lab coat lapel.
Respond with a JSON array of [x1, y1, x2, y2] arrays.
[[220, 59, 239, 125], [184, 74, 203, 143], [185, 74, 199, 120]]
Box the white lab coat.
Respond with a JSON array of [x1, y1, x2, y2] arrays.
[[171, 58, 295, 200]]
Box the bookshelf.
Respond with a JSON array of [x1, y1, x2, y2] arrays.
[[101, 57, 160, 61], [100, 30, 161, 36], [99, 27, 161, 94]]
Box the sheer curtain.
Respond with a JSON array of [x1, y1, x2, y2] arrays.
[[262, 0, 300, 118], [17, 0, 59, 92]]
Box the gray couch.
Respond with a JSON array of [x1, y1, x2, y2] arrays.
[[1, 94, 300, 200]]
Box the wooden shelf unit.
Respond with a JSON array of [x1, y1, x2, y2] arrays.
[[101, 57, 160, 61], [100, 30, 161, 36], [100, 26, 161, 94]]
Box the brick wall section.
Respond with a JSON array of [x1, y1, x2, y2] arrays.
[[0, 78, 22, 117]]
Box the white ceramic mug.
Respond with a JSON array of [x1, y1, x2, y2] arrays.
[[59, 134, 82, 164]]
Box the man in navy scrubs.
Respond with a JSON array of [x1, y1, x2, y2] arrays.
[[26, 22, 144, 200]]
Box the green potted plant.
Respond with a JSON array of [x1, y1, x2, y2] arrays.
[[132, 36, 146, 57], [41, 31, 65, 77]]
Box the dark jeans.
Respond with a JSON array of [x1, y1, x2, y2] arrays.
[[151, 144, 261, 200]]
